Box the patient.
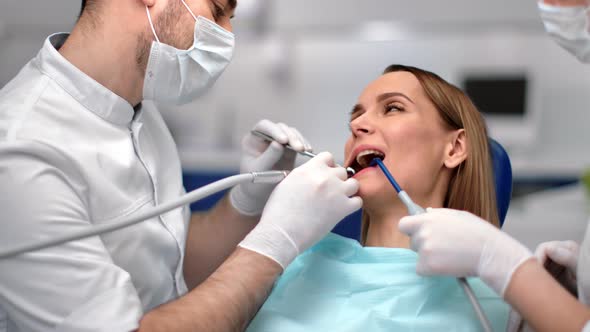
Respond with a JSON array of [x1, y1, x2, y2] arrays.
[[247, 65, 509, 331]]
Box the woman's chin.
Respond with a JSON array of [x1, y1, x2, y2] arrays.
[[357, 181, 389, 203]]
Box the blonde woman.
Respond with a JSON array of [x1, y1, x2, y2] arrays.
[[399, 1, 590, 331], [246, 65, 510, 331]]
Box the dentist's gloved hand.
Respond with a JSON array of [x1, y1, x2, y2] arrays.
[[399, 208, 533, 296], [230, 119, 312, 216], [239, 152, 362, 269], [535, 240, 579, 292]]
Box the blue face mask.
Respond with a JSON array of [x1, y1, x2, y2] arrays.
[[247, 233, 509, 332], [143, 0, 235, 105]]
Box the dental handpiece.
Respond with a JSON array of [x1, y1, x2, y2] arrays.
[[370, 157, 493, 332], [251, 130, 356, 178]]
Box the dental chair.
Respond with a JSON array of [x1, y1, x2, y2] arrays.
[[332, 138, 513, 240]]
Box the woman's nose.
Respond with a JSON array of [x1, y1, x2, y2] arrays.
[[350, 115, 375, 137]]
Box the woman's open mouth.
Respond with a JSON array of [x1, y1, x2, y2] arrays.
[[348, 148, 386, 175]]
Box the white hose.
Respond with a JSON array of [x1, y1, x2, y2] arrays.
[[0, 169, 494, 331], [0, 171, 288, 260], [400, 190, 493, 332], [458, 277, 493, 332]]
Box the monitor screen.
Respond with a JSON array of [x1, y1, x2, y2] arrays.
[[462, 75, 527, 116]]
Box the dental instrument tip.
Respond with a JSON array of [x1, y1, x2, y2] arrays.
[[369, 157, 383, 167], [346, 167, 356, 178]]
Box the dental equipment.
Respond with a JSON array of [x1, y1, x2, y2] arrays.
[[0, 171, 289, 260], [251, 130, 356, 178], [371, 158, 493, 332]]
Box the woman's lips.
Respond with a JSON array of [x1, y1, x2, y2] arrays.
[[352, 163, 379, 178]]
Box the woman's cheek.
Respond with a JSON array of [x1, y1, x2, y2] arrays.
[[344, 138, 354, 155]]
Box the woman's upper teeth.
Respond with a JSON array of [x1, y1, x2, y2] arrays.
[[356, 149, 384, 165]]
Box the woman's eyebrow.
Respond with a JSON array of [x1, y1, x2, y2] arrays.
[[377, 92, 415, 104], [350, 104, 364, 115]]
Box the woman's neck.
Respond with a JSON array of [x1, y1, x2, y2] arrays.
[[363, 194, 445, 249], [364, 205, 411, 248]]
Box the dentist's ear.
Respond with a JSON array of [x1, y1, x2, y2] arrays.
[[443, 129, 467, 169]]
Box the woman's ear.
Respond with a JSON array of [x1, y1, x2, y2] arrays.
[[443, 129, 467, 169]]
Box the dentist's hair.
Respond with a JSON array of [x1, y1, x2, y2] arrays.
[[360, 64, 500, 244]]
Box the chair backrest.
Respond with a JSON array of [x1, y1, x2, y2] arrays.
[[489, 138, 513, 227], [332, 138, 513, 240]]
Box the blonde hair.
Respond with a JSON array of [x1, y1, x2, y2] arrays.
[[360, 65, 499, 244]]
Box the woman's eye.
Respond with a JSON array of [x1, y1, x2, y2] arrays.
[[385, 104, 404, 113]]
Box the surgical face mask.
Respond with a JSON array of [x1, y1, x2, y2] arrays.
[[143, 1, 235, 105], [538, 2, 590, 63]]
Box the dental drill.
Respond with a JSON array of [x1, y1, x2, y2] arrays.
[[0, 171, 289, 260], [0, 131, 355, 260], [370, 158, 493, 332], [251, 130, 356, 178]]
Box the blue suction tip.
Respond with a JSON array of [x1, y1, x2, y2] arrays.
[[371, 158, 402, 193]]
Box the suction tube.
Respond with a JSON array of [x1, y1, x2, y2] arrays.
[[371, 158, 493, 332]]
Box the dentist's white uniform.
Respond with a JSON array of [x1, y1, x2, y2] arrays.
[[0, 33, 190, 331]]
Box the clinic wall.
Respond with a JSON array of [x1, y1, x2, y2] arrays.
[[163, 32, 590, 173], [0, 1, 77, 85], [1, 0, 589, 175], [270, 0, 541, 28]]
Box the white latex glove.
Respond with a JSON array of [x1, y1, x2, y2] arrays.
[[238, 152, 362, 269], [399, 208, 532, 296], [535, 240, 579, 290], [230, 119, 312, 216]]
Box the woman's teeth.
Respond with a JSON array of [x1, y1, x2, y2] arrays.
[[356, 150, 385, 168]]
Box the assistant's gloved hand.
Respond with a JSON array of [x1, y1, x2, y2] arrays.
[[239, 152, 362, 269], [505, 240, 581, 332], [398, 208, 533, 296], [536, 240, 579, 292], [230, 119, 312, 216]]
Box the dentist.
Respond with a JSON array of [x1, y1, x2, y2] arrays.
[[0, 0, 361, 331]]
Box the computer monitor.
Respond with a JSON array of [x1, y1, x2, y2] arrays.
[[461, 71, 540, 150]]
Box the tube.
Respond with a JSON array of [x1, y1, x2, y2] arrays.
[[371, 158, 493, 332], [0, 171, 289, 260]]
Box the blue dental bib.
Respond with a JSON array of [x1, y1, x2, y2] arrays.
[[247, 233, 509, 331]]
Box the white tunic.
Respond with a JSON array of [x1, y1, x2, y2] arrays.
[[0, 33, 190, 331]]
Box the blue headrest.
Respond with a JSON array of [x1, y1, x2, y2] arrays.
[[489, 139, 512, 228], [332, 138, 513, 240]]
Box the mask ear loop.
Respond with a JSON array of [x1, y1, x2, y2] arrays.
[[145, 6, 160, 43], [180, 0, 199, 21]]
